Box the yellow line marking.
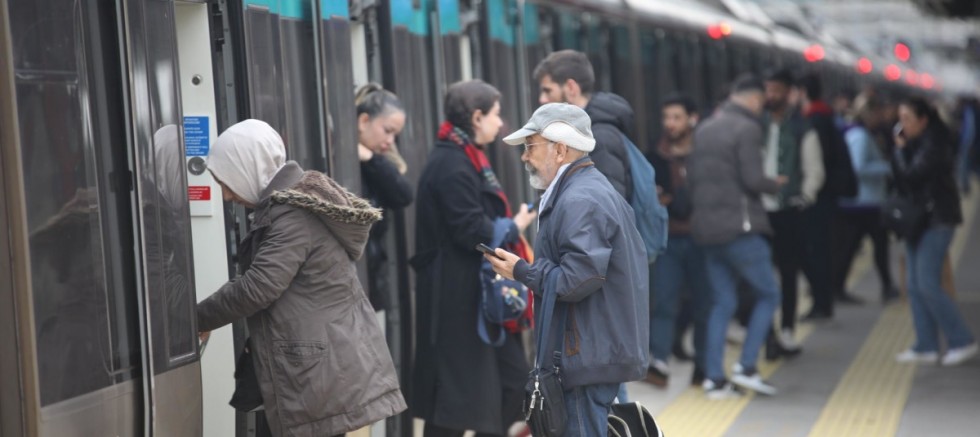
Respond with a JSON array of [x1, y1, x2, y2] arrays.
[[807, 180, 979, 437], [655, 324, 815, 437], [805, 303, 916, 437]]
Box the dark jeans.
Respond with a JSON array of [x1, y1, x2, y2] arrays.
[[563, 383, 620, 437], [650, 235, 710, 370], [802, 199, 834, 315], [906, 226, 975, 352], [769, 210, 805, 328], [832, 207, 894, 296]]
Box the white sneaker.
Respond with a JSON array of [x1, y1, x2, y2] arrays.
[[895, 349, 939, 364], [731, 363, 777, 396], [702, 379, 744, 400], [779, 328, 801, 349], [941, 343, 979, 366], [651, 359, 670, 375]]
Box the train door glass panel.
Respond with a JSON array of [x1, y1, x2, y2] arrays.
[[8, 0, 139, 406], [642, 30, 664, 143], [702, 38, 727, 111], [317, 2, 356, 185]]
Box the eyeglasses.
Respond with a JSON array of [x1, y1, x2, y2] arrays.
[[521, 141, 553, 154]]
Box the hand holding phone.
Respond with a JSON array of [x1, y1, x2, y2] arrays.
[[476, 243, 502, 259]]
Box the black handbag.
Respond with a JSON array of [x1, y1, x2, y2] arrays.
[[881, 196, 930, 242], [523, 288, 568, 437], [608, 402, 666, 437], [229, 338, 264, 412]]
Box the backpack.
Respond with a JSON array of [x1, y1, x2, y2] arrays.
[[623, 134, 669, 262], [477, 219, 534, 346]]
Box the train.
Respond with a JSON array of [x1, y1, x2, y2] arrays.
[[0, 1, 931, 436]]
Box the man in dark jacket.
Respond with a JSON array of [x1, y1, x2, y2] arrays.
[[689, 76, 785, 399], [487, 103, 649, 436], [533, 50, 633, 200]]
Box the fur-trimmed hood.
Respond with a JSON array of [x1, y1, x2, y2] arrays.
[[268, 165, 382, 260]]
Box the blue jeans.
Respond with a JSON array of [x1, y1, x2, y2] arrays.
[[650, 235, 710, 370], [563, 383, 619, 437], [702, 235, 781, 381], [906, 226, 975, 352]]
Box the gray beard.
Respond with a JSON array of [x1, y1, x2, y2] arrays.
[[526, 163, 548, 190]]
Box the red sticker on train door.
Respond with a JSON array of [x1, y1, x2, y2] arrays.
[[188, 186, 211, 201]]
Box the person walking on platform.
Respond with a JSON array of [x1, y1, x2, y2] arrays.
[[646, 93, 710, 388], [411, 80, 536, 437], [834, 95, 898, 303], [797, 74, 862, 311], [891, 97, 978, 366], [689, 76, 785, 399], [486, 102, 649, 436], [354, 83, 414, 312], [533, 49, 633, 200], [196, 120, 407, 437], [762, 69, 824, 358]]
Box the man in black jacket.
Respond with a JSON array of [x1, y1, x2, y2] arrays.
[[533, 50, 633, 200]]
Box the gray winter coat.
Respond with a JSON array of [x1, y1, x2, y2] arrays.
[[197, 162, 406, 437], [514, 157, 649, 387], [689, 101, 781, 246]]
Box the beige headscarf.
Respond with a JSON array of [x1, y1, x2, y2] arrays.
[[208, 119, 287, 205]]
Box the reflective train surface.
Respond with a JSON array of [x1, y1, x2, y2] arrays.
[[0, 1, 931, 436]]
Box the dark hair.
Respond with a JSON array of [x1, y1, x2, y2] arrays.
[[661, 93, 698, 115], [901, 95, 951, 140], [731, 74, 765, 95], [355, 83, 404, 119], [444, 79, 501, 138], [765, 68, 795, 86], [532, 50, 595, 95], [798, 73, 822, 101]]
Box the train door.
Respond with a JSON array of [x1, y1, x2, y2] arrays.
[[0, 0, 202, 436]]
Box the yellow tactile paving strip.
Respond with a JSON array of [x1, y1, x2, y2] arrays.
[[655, 324, 815, 437], [805, 303, 915, 437]]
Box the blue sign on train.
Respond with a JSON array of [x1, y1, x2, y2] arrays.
[[184, 116, 209, 157]]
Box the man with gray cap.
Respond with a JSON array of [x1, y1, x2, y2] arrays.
[[485, 103, 649, 436]]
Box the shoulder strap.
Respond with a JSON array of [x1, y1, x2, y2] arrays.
[[534, 284, 568, 368]]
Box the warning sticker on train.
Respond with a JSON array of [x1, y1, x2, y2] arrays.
[[184, 116, 209, 156], [188, 186, 211, 201]]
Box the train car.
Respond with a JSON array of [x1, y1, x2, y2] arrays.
[[1, 1, 932, 437]]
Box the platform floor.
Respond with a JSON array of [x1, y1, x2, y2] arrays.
[[628, 190, 980, 437]]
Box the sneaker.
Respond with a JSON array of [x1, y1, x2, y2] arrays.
[[836, 293, 865, 305], [731, 363, 777, 396], [702, 378, 744, 400], [941, 343, 979, 366], [644, 360, 669, 387], [895, 349, 939, 364], [779, 328, 801, 350], [690, 367, 706, 387]]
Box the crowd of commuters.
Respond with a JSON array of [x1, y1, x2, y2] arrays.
[[191, 47, 979, 436]]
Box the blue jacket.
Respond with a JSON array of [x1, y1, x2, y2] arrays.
[[840, 125, 890, 208], [514, 157, 649, 387]]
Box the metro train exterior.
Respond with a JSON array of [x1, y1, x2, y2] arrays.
[[0, 1, 929, 436]]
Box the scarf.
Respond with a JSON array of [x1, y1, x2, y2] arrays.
[[208, 119, 287, 205], [437, 121, 533, 262]]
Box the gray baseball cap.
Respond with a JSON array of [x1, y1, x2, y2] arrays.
[[502, 103, 596, 152]]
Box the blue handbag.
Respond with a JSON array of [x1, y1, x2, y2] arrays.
[[477, 219, 531, 346]]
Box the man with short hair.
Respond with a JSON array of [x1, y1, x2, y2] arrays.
[[533, 50, 633, 200], [689, 76, 785, 399], [486, 103, 649, 435], [645, 93, 710, 388]]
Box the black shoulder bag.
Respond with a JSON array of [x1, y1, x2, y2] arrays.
[[523, 288, 568, 436]]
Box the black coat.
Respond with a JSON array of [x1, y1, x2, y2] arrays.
[[410, 141, 528, 434], [361, 154, 414, 311], [892, 126, 963, 227]]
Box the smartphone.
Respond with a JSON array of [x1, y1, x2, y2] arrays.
[[476, 243, 502, 259], [893, 122, 904, 138], [526, 202, 535, 212]]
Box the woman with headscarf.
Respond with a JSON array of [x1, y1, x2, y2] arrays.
[[891, 97, 977, 367], [355, 83, 413, 311], [196, 119, 406, 437], [411, 80, 536, 437]]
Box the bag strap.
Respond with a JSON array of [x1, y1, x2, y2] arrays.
[[534, 281, 568, 369], [477, 304, 507, 346]]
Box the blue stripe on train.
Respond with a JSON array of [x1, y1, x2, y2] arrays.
[[320, 0, 349, 19]]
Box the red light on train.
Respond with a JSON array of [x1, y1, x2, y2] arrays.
[[894, 43, 911, 62], [804, 45, 825, 62], [719, 22, 732, 37], [884, 64, 902, 81], [921, 74, 935, 89], [708, 22, 732, 40], [905, 70, 919, 86], [857, 57, 873, 74]]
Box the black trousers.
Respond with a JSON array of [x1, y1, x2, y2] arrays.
[[832, 207, 894, 296], [801, 199, 835, 316], [769, 210, 805, 330]]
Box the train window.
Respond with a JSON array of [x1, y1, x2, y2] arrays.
[[10, 0, 134, 405], [556, 11, 582, 50], [139, 0, 199, 372]]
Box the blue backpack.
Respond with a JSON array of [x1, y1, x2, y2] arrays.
[[623, 134, 668, 262]]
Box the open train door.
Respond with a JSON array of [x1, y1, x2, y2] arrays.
[[0, 0, 203, 436]]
